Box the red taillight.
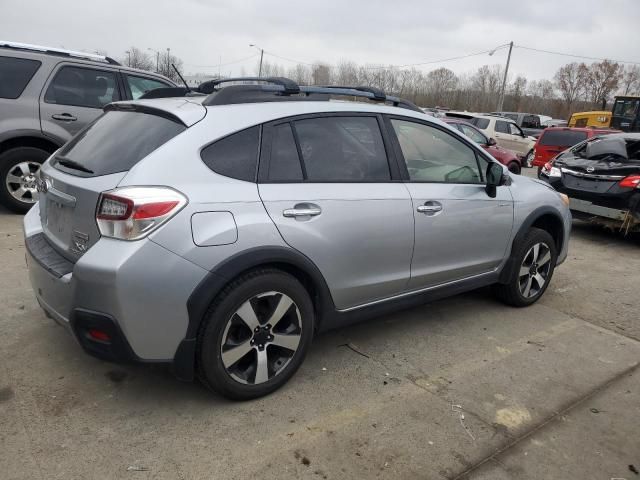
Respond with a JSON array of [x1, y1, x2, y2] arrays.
[[96, 187, 187, 240], [88, 329, 111, 342], [619, 175, 640, 189]]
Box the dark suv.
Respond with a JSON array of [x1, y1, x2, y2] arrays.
[[0, 41, 175, 212]]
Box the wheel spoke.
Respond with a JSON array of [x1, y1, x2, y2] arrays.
[[254, 349, 269, 383], [267, 294, 294, 328], [17, 163, 31, 176], [6, 173, 22, 184], [221, 340, 253, 368], [519, 265, 530, 277], [271, 333, 301, 351], [538, 250, 551, 266], [522, 276, 533, 297], [12, 186, 27, 199], [236, 300, 260, 331], [533, 273, 546, 289], [531, 244, 540, 263]]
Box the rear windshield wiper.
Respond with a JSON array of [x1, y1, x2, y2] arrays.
[[55, 156, 94, 174]]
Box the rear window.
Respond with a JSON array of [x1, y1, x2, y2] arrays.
[[0, 56, 41, 99], [539, 130, 588, 147], [53, 110, 185, 176], [469, 118, 489, 130]]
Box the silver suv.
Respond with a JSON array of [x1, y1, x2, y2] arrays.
[[0, 41, 174, 212], [24, 78, 572, 399]]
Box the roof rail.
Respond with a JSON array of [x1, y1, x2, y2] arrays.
[[198, 77, 300, 95], [199, 77, 421, 112], [0, 40, 121, 65]]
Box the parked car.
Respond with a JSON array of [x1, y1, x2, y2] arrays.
[[531, 127, 619, 173], [0, 41, 175, 212], [492, 111, 552, 137], [541, 133, 640, 233], [442, 117, 522, 174], [448, 113, 537, 163], [24, 78, 571, 399]]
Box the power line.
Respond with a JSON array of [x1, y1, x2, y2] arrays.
[[515, 44, 640, 65], [184, 53, 260, 69]]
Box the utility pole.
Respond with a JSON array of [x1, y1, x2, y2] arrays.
[[496, 41, 513, 112], [126, 50, 131, 66], [148, 48, 160, 72], [166, 47, 171, 76], [250, 44, 264, 77]]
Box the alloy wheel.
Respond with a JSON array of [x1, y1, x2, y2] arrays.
[[525, 151, 534, 168], [518, 242, 552, 298], [220, 291, 302, 385], [5, 161, 40, 204]]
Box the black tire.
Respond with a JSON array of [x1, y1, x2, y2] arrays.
[[197, 269, 314, 400], [507, 161, 521, 175], [524, 150, 534, 168], [494, 227, 557, 307], [0, 147, 49, 213]]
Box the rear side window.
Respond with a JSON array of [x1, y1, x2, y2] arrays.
[[540, 130, 588, 147], [201, 126, 260, 182], [293, 116, 390, 182], [54, 110, 185, 176], [0, 56, 41, 99], [470, 118, 489, 130], [44, 66, 120, 108]]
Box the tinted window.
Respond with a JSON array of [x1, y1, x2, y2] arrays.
[[44, 66, 120, 108], [470, 117, 489, 130], [495, 120, 510, 134], [522, 115, 540, 128], [458, 124, 488, 145], [293, 116, 390, 182], [268, 123, 303, 181], [391, 119, 482, 184], [504, 113, 519, 122], [0, 56, 41, 99], [539, 130, 588, 147], [54, 110, 185, 176], [201, 126, 259, 182], [126, 74, 171, 100]]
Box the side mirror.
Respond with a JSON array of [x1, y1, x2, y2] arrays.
[[485, 163, 504, 198], [487, 137, 497, 146]]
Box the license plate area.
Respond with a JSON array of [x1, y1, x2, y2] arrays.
[[562, 174, 614, 193], [42, 195, 75, 250]]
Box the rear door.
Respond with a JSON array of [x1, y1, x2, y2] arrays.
[[386, 116, 513, 289], [40, 63, 122, 142], [258, 113, 414, 310]]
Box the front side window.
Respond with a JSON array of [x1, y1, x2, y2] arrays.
[[459, 124, 488, 145], [509, 123, 523, 136], [495, 120, 510, 134], [201, 126, 260, 182], [292, 116, 390, 182], [268, 123, 303, 181], [391, 119, 482, 184], [126, 74, 171, 100], [0, 56, 41, 99], [44, 66, 120, 108]]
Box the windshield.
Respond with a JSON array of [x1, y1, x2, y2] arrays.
[[53, 110, 186, 177], [613, 99, 640, 118]]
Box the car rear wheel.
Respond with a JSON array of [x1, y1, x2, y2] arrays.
[[197, 269, 314, 400], [0, 147, 49, 213], [507, 161, 521, 175], [494, 227, 557, 307]]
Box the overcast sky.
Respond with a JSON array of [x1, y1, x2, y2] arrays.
[[2, 0, 639, 80]]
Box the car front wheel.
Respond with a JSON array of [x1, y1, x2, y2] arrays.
[[525, 150, 534, 168], [197, 269, 314, 400], [494, 227, 557, 307]]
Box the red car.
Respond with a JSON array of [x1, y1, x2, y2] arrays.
[[442, 117, 522, 174], [531, 127, 619, 173]]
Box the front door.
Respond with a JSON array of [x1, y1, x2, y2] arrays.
[[387, 117, 514, 289], [40, 64, 121, 142], [258, 114, 414, 310]]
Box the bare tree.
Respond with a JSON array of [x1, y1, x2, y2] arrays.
[[509, 75, 527, 110], [554, 62, 588, 114], [123, 47, 153, 71], [620, 65, 640, 96], [311, 64, 331, 85], [156, 51, 184, 82], [584, 60, 623, 107]]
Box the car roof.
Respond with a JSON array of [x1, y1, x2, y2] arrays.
[[541, 126, 618, 133]]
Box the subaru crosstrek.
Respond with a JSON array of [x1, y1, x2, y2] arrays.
[[24, 78, 572, 399]]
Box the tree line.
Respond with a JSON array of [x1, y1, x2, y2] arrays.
[[120, 45, 640, 119]]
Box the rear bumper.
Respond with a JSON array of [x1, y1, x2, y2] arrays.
[[24, 203, 209, 363]]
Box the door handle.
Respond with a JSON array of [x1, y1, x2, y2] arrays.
[[417, 201, 443, 215], [52, 113, 77, 122], [283, 205, 322, 218]]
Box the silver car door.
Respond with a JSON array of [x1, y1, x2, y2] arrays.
[[387, 116, 514, 289], [258, 114, 414, 310]]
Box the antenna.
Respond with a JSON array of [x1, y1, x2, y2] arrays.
[[171, 63, 190, 93]]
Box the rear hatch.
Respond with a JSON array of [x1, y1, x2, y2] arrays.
[[534, 129, 588, 167], [555, 135, 640, 207], [37, 100, 204, 262]]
